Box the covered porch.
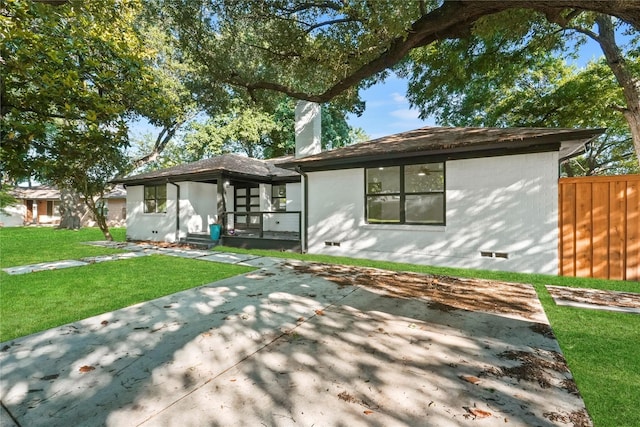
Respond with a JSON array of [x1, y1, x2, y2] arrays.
[[219, 210, 301, 251], [114, 154, 302, 252]]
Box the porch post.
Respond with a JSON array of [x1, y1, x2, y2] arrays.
[[216, 175, 226, 232]]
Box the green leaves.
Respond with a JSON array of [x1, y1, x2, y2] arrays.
[[401, 10, 638, 175]]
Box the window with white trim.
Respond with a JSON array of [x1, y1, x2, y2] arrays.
[[365, 162, 445, 225], [144, 185, 167, 213]]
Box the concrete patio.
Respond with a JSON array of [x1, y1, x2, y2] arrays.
[[1, 256, 591, 426]]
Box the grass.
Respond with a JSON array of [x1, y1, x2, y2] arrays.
[[214, 246, 639, 427], [0, 226, 128, 268], [0, 229, 637, 426], [0, 228, 254, 341]]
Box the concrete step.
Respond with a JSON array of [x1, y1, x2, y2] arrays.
[[180, 233, 218, 249]]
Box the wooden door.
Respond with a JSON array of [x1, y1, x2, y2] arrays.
[[26, 200, 34, 223]]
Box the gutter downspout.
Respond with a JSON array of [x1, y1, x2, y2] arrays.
[[168, 181, 180, 242], [295, 166, 308, 253]]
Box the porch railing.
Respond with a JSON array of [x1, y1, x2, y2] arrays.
[[222, 211, 301, 239]]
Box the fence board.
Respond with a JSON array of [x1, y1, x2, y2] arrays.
[[609, 181, 626, 280], [626, 180, 639, 281], [559, 174, 640, 281], [591, 182, 609, 279], [560, 183, 576, 277], [575, 183, 592, 277]]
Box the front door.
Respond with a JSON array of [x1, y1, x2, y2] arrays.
[[234, 184, 260, 229], [26, 200, 34, 223]]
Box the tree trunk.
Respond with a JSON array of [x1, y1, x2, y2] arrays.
[[58, 187, 83, 230], [596, 14, 640, 164], [83, 195, 113, 241]]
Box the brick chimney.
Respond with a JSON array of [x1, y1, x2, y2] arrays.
[[294, 101, 321, 158]]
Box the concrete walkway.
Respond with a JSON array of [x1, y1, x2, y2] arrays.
[[1, 245, 592, 426], [2, 242, 280, 275]]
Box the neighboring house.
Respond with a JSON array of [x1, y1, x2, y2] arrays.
[[1, 186, 64, 226], [0, 185, 127, 227], [115, 101, 604, 275], [100, 185, 127, 226]]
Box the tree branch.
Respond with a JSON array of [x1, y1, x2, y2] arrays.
[[304, 17, 360, 33], [281, 1, 344, 15], [127, 125, 177, 173], [563, 25, 600, 43]]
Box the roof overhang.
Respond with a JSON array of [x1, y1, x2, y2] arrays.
[[111, 154, 301, 186], [112, 169, 300, 187], [278, 127, 605, 172]]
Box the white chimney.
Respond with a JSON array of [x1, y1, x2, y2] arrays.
[[295, 100, 321, 158]]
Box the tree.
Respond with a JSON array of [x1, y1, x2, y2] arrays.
[[124, 24, 199, 173], [401, 11, 639, 174], [1, 1, 195, 238], [160, 1, 640, 162], [1, 0, 156, 235], [147, 99, 365, 169], [262, 99, 365, 158], [0, 186, 17, 217]]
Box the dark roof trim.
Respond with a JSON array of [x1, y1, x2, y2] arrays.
[[277, 126, 605, 171], [290, 142, 562, 172], [114, 170, 301, 187]]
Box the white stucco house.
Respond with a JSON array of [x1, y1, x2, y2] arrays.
[[278, 123, 603, 275], [115, 101, 603, 274], [112, 154, 303, 250]]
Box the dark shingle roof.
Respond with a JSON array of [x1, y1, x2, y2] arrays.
[[278, 126, 605, 171], [10, 185, 126, 199], [112, 154, 299, 185]]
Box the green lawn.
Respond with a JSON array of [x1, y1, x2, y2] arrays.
[[0, 228, 254, 341], [0, 228, 637, 426], [215, 246, 640, 427], [0, 226, 128, 268]]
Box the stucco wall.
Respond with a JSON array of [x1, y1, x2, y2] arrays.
[[126, 184, 178, 242], [106, 199, 126, 225], [306, 152, 559, 274], [179, 182, 217, 235], [263, 182, 302, 233], [126, 182, 218, 242]]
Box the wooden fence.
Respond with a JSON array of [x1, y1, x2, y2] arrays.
[[559, 174, 639, 281]]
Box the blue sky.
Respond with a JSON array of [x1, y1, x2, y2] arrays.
[[347, 76, 435, 140], [346, 34, 611, 140]]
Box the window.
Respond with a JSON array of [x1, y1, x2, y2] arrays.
[[271, 184, 287, 211], [144, 185, 167, 213], [46, 201, 60, 217], [366, 162, 444, 225]]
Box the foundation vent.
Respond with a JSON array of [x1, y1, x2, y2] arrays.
[[480, 251, 509, 259]]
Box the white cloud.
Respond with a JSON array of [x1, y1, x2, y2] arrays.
[[391, 92, 407, 104], [389, 108, 420, 120]]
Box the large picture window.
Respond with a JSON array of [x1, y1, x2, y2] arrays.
[[144, 185, 167, 213], [366, 163, 444, 225]]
